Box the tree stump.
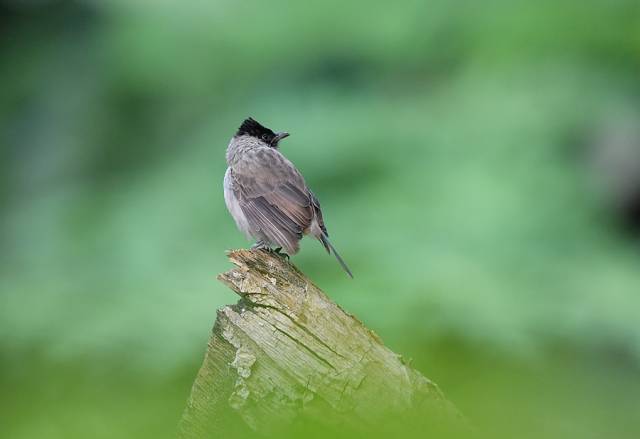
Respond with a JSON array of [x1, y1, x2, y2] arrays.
[[178, 250, 462, 438]]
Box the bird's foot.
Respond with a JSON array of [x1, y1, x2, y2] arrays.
[[251, 242, 289, 260], [273, 247, 290, 260], [251, 241, 271, 252]]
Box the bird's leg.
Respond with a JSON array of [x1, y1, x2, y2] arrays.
[[273, 247, 290, 260], [251, 240, 272, 252]]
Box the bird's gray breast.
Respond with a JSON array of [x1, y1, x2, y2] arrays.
[[223, 168, 252, 239]]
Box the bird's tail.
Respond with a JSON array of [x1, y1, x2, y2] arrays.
[[319, 232, 353, 278]]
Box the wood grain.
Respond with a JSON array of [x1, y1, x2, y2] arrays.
[[178, 249, 462, 437]]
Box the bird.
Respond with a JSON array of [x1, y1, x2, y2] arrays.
[[223, 117, 353, 278]]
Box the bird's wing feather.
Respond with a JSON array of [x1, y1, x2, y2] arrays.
[[229, 148, 313, 253], [309, 191, 328, 236]]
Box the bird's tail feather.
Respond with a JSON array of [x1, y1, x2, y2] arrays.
[[320, 233, 353, 278]]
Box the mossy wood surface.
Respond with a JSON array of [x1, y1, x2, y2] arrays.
[[178, 250, 460, 437]]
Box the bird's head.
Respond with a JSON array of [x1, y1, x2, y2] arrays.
[[236, 117, 289, 148]]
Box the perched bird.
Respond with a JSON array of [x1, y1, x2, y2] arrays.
[[224, 117, 352, 278]]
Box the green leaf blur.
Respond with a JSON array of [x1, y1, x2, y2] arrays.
[[1, 1, 639, 438]]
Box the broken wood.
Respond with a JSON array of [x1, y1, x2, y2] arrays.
[[178, 249, 462, 438]]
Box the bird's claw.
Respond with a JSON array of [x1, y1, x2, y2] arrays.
[[273, 247, 290, 260], [251, 241, 270, 252], [251, 243, 289, 260]]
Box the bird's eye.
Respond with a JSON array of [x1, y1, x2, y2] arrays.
[[262, 134, 270, 142]]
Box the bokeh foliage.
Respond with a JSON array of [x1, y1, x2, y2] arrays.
[[1, 1, 640, 438]]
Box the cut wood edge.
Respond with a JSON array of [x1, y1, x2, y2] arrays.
[[178, 249, 466, 438]]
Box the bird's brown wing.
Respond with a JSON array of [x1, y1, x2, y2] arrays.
[[308, 190, 330, 253], [309, 191, 328, 235], [230, 148, 313, 253]]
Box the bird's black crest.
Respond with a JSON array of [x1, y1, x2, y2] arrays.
[[236, 117, 275, 139]]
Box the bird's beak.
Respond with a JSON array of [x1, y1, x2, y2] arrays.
[[274, 132, 290, 142]]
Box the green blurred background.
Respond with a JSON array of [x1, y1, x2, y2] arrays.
[[1, 0, 640, 437]]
